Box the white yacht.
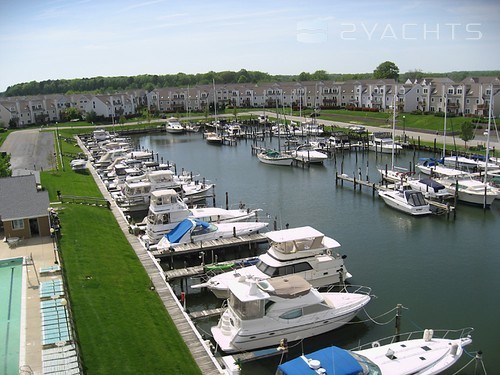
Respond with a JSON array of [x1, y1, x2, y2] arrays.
[[292, 143, 328, 164], [142, 189, 263, 246], [211, 275, 371, 353], [156, 218, 268, 250], [407, 177, 453, 199], [436, 176, 497, 207], [192, 226, 351, 299], [369, 132, 402, 154], [165, 117, 185, 133], [378, 187, 432, 216], [277, 328, 473, 375]]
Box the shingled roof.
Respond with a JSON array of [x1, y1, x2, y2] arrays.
[[0, 174, 50, 221]]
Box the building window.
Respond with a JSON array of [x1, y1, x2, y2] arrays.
[[12, 219, 24, 230], [448, 88, 454, 94], [457, 88, 462, 94], [423, 88, 428, 94], [466, 99, 470, 104]]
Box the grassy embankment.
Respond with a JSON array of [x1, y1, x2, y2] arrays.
[[41, 129, 202, 374]]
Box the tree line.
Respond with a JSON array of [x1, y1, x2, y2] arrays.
[[2, 66, 499, 98]]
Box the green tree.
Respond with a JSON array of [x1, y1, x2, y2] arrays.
[[311, 70, 329, 81], [85, 110, 97, 123], [298, 72, 312, 81], [459, 121, 475, 148], [64, 107, 80, 121], [373, 61, 400, 80], [0, 153, 12, 177]]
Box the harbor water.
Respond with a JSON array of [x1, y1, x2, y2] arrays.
[[132, 131, 499, 374]]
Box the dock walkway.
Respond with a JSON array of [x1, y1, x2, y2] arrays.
[[77, 137, 224, 375]]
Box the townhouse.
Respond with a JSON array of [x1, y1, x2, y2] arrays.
[[1, 77, 498, 128]]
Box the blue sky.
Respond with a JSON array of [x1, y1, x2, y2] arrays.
[[0, 0, 499, 92]]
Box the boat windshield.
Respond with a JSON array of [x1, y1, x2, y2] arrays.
[[255, 261, 313, 277], [405, 191, 427, 207], [349, 352, 381, 375]]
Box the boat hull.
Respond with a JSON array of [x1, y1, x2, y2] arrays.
[[212, 293, 370, 353], [378, 190, 431, 215]]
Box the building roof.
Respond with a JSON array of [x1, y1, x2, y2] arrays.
[[0, 174, 50, 221]]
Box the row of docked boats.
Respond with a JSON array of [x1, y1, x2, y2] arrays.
[[81, 126, 476, 375], [79, 130, 270, 248], [180, 223, 474, 374]]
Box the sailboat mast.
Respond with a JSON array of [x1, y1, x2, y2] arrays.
[[443, 94, 447, 158], [484, 85, 493, 183], [391, 94, 397, 170]]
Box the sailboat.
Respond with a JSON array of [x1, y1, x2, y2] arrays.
[[433, 88, 498, 207], [378, 94, 410, 183], [257, 97, 294, 166], [205, 79, 223, 145]]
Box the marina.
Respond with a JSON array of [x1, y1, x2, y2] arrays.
[[127, 128, 497, 374]]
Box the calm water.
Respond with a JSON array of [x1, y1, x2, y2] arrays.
[[132, 131, 499, 374]]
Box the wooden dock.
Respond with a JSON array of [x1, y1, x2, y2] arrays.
[[189, 308, 224, 320], [164, 265, 205, 280], [335, 172, 456, 218], [335, 172, 377, 195], [150, 232, 268, 258]]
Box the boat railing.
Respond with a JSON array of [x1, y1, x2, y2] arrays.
[[318, 284, 372, 297], [351, 327, 474, 351]]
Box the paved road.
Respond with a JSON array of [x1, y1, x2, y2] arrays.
[[0, 129, 55, 171]]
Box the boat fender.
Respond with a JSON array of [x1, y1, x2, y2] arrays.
[[372, 341, 380, 348], [326, 249, 332, 256]]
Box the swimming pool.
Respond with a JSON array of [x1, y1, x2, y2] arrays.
[[0, 257, 24, 375]]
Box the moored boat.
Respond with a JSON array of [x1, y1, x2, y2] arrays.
[[192, 225, 351, 299], [378, 187, 432, 216], [276, 327, 473, 375], [211, 275, 371, 353]]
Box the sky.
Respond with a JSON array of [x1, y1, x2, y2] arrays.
[[0, 0, 499, 92]]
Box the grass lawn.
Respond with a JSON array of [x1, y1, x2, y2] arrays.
[[40, 133, 202, 374], [54, 205, 200, 374]]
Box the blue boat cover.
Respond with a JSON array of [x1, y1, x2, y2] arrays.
[[165, 219, 211, 244], [166, 219, 195, 243], [277, 346, 363, 375], [419, 178, 445, 192]]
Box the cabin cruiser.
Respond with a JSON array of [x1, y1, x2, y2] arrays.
[[436, 176, 497, 207], [292, 143, 328, 164], [192, 226, 351, 299], [141, 189, 263, 246], [277, 328, 473, 375], [155, 218, 268, 251], [368, 132, 402, 154], [407, 177, 453, 199], [211, 275, 371, 353], [165, 117, 185, 133], [378, 187, 432, 216]]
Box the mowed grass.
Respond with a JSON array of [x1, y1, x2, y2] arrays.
[[41, 131, 202, 374], [55, 205, 200, 374]]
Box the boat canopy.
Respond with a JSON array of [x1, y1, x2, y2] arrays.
[[277, 346, 362, 375], [165, 219, 194, 243], [419, 178, 445, 192], [165, 218, 211, 243]]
